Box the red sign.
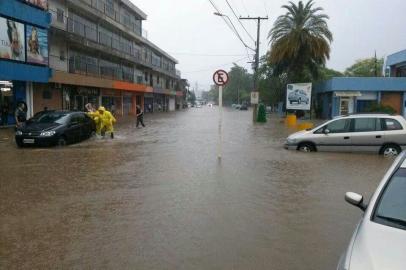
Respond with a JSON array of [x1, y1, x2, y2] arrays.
[[213, 70, 229, 86]]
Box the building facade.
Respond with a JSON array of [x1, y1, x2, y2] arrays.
[[35, 0, 183, 116], [0, 0, 51, 125], [316, 49, 406, 119]]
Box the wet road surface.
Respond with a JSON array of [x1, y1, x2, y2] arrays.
[[0, 108, 393, 269]]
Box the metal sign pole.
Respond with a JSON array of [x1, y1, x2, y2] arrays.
[[218, 85, 223, 160]]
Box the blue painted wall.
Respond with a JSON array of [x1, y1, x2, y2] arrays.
[[387, 49, 406, 67], [0, 0, 51, 28], [315, 77, 406, 92], [0, 0, 51, 83], [0, 61, 51, 82]]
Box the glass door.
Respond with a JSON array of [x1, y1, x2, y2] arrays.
[[340, 98, 349, 115]]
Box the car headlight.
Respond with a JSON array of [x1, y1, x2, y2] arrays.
[[15, 130, 23, 136], [40, 131, 56, 137], [287, 138, 297, 144]]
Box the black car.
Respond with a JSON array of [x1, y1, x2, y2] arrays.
[[239, 104, 248, 110], [15, 111, 96, 147]]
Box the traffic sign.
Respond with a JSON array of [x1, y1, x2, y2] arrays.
[[213, 70, 229, 86], [251, 92, 259, 104]]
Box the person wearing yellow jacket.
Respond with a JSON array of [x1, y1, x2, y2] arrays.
[[85, 103, 102, 136], [97, 106, 116, 139]]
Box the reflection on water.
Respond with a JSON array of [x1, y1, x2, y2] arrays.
[[0, 108, 393, 269]]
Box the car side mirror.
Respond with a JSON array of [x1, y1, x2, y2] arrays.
[[324, 129, 330, 135], [345, 192, 366, 211]]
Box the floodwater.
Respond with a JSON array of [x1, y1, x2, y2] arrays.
[[0, 108, 393, 270]]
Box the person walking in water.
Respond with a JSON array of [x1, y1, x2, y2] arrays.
[[97, 106, 116, 139], [136, 105, 145, 128]]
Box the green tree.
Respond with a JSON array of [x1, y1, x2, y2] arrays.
[[222, 64, 253, 105], [257, 56, 288, 105], [344, 57, 384, 77], [188, 91, 196, 105], [268, 0, 333, 82]]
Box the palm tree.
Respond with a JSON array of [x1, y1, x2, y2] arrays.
[[268, 0, 333, 81]]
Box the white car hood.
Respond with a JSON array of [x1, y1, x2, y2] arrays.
[[287, 130, 309, 140], [349, 221, 406, 270]]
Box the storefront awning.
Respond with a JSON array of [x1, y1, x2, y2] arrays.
[[335, 91, 362, 97]]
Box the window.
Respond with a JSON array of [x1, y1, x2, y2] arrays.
[[325, 119, 351, 133], [384, 118, 403, 131], [373, 168, 406, 230], [57, 8, 64, 23], [353, 118, 377, 132], [60, 50, 65, 61]]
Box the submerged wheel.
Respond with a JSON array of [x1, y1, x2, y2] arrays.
[[381, 144, 401, 157], [57, 136, 67, 147], [298, 143, 315, 153]]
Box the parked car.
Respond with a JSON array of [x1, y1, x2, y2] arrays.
[[239, 104, 248, 110], [15, 111, 96, 147], [235, 104, 241, 110], [288, 89, 309, 104], [337, 152, 406, 270], [284, 114, 406, 156]]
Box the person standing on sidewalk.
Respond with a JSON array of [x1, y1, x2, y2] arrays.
[[14, 103, 26, 128], [136, 105, 145, 128]]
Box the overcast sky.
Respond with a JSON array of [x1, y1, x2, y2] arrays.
[[131, 0, 406, 91]]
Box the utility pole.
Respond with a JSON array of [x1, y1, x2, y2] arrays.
[[240, 16, 268, 122]]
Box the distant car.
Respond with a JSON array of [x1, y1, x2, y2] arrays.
[[337, 152, 406, 270], [196, 104, 202, 108], [239, 104, 248, 110], [285, 114, 406, 156], [15, 111, 96, 147], [288, 89, 309, 104], [235, 104, 241, 110]]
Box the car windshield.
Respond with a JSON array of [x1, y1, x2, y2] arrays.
[[29, 112, 70, 125], [373, 168, 406, 230]]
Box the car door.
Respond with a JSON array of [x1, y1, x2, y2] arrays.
[[383, 118, 406, 149], [350, 118, 384, 153], [315, 118, 352, 152], [66, 114, 82, 143]]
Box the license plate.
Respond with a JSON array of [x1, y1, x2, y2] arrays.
[[23, 139, 35, 144]]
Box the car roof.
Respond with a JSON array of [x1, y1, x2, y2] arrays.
[[336, 113, 401, 119]]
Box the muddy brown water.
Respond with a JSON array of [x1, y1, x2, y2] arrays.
[[0, 108, 393, 269]]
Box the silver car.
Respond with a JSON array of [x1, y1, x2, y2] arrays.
[[288, 89, 309, 104], [285, 114, 406, 156], [337, 152, 406, 270]]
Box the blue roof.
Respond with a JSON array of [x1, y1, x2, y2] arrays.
[[387, 49, 406, 67], [315, 77, 406, 93]]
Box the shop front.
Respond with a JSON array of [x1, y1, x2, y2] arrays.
[[101, 89, 122, 116], [0, 81, 27, 126], [144, 93, 154, 113], [62, 86, 100, 112]]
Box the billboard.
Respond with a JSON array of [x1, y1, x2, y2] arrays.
[[26, 25, 48, 65], [25, 0, 48, 10], [286, 83, 312, 111], [0, 17, 26, 62]]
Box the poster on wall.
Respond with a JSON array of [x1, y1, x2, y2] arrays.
[[0, 17, 26, 62], [25, 0, 48, 10], [286, 83, 312, 110], [26, 25, 48, 65]]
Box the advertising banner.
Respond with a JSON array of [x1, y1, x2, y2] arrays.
[[0, 17, 26, 62], [25, 0, 48, 10], [286, 83, 312, 110], [26, 25, 48, 65]]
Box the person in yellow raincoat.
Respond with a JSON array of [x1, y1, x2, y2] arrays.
[[85, 103, 102, 136], [97, 106, 116, 139]]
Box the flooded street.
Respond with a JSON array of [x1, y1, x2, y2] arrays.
[[0, 108, 393, 270]]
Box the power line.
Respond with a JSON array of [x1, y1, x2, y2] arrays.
[[224, 0, 255, 43], [168, 52, 247, 57], [207, 0, 253, 51], [182, 56, 250, 74]]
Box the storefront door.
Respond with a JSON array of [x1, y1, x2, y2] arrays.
[[339, 97, 354, 115]]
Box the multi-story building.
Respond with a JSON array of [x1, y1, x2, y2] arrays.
[[0, 0, 51, 125], [32, 0, 183, 116]]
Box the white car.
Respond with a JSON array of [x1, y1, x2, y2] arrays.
[[338, 152, 406, 270], [285, 114, 406, 156]]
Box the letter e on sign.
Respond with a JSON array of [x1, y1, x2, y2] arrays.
[[213, 70, 229, 86]]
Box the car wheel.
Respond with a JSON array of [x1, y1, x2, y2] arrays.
[[298, 98, 302, 104], [16, 139, 24, 148], [381, 144, 401, 157], [57, 136, 67, 147], [298, 143, 315, 153]]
